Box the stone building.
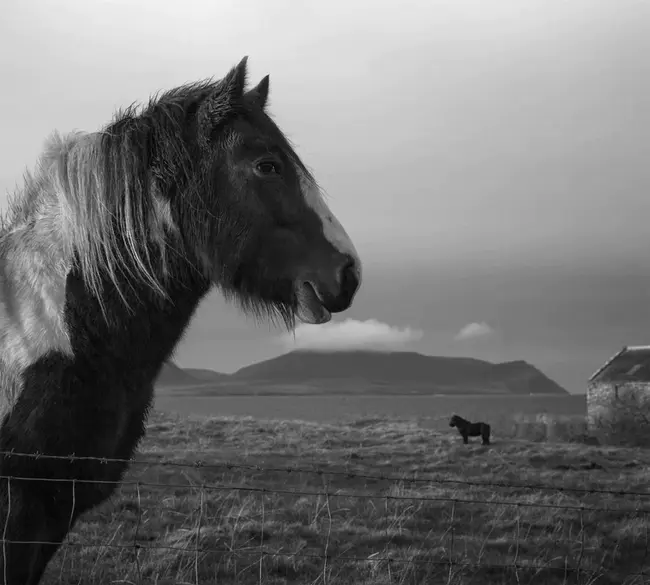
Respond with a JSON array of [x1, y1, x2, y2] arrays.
[[587, 345, 650, 429]]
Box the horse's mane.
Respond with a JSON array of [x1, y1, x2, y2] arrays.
[[2, 80, 225, 311]]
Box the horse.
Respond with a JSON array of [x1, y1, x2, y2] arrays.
[[0, 56, 362, 584], [449, 414, 491, 445]]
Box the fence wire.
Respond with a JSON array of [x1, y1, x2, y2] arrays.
[[0, 450, 648, 584], [0, 448, 645, 497]]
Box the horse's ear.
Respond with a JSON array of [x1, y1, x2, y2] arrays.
[[227, 56, 249, 97], [198, 56, 249, 133], [245, 75, 270, 109]]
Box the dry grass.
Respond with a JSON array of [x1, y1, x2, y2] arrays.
[[43, 410, 650, 584]]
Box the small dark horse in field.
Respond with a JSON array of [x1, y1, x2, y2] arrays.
[[0, 57, 362, 584], [449, 414, 491, 445]]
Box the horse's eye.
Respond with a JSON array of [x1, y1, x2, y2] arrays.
[[256, 161, 280, 175]]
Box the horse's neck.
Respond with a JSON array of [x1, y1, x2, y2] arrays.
[[64, 262, 212, 375]]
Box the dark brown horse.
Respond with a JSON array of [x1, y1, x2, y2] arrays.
[[0, 57, 362, 584], [449, 414, 491, 445]]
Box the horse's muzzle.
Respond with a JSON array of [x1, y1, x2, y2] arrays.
[[295, 254, 361, 324]]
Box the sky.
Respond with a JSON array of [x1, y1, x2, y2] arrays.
[[1, 0, 649, 394]]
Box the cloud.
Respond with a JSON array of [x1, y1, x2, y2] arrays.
[[281, 318, 424, 352], [454, 321, 494, 341]]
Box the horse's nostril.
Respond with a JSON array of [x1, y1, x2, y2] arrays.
[[340, 256, 360, 300]]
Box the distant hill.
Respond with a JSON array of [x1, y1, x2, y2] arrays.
[[184, 368, 228, 383], [229, 350, 569, 395], [155, 363, 225, 388], [155, 363, 200, 388], [153, 351, 568, 395]]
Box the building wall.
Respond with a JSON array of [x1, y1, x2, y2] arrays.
[[587, 380, 650, 429]]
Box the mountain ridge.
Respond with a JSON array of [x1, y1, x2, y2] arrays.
[[155, 350, 569, 395]]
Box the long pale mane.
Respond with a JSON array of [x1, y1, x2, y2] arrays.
[[0, 80, 223, 314]]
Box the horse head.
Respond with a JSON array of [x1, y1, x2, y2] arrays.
[[179, 56, 362, 325]]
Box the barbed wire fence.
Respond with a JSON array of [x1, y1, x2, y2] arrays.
[[1, 450, 650, 584]]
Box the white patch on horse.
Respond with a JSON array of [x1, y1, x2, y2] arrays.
[[0, 219, 73, 419], [298, 171, 360, 273]]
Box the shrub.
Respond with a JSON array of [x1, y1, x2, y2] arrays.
[[590, 393, 650, 447]]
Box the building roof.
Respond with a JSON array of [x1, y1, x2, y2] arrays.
[[589, 346, 650, 383]]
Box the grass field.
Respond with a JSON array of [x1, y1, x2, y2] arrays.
[[43, 404, 650, 585]]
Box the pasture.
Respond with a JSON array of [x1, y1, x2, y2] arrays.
[[39, 405, 650, 585]]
